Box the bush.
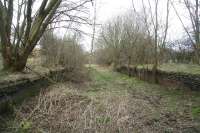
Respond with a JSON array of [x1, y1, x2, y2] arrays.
[[39, 32, 89, 82], [40, 32, 86, 71]]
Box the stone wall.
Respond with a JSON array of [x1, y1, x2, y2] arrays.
[[116, 66, 200, 91], [0, 67, 66, 114]]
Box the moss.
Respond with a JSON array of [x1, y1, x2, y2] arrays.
[[192, 107, 200, 118]]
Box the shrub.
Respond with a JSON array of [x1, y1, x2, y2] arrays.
[[40, 32, 86, 70]]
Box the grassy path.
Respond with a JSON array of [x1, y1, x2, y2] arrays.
[[83, 65, 200, 132], [2, 65, 200, 133]]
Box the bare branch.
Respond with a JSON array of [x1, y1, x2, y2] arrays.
[[170, 0, 195, 45]]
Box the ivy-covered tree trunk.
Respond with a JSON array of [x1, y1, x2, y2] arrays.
[[0, 0, 62, 72], [0, 0, 90, 72], [194, 45, 200, 65], [2, 50, 28, 71]]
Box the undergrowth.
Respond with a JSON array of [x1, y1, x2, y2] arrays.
[[1, 65, 200, 132]]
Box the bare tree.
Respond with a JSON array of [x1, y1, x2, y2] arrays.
[[89, 0, 97, 68], [100, 17, 124, 68], [153, 0, 159, 75], [95, 11, 154, 68], [0, 0, 91, 71], [170, 0, 200, 64], [135, 0, 170, 82]]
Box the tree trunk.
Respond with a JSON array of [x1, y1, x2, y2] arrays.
[[152, 63, 158, 83], [2, 51, 28, 72], [194, 48, 200, 64], [128, 56, 131, 77]]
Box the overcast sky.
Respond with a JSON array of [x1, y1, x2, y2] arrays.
[[80, 0, 190, 51], [12, 0, 191, 51]]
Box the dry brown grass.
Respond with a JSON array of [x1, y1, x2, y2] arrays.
[[3, 66, 200, 133], [7, 84, 136, 133]]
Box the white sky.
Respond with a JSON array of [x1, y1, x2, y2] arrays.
[[81, 0, 189, 51], [82, 0, 134, 51], [95, 0, 132, 23], [81, 0, 131, 51]]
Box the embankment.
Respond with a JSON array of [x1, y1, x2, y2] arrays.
[[0, 67, 66, 114], [116, 66, 200, 91]]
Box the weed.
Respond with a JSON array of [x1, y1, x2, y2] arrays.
[[3, 65, 200, 132], [17, 121, 32, 133], [192, 107, 200, 118]]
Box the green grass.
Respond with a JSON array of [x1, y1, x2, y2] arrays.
[[3, 65, 200, 132], [0, 55, 2, 70], [86, 65, 200, 120], [192, 107, 200, 118], [137, 63, 200, 75]]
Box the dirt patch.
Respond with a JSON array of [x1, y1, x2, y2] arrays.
[[127, 90, 200, 133]]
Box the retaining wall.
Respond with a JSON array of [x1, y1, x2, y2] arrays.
[[116, 66, 200, 91], [0, 67, 66, 114]]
